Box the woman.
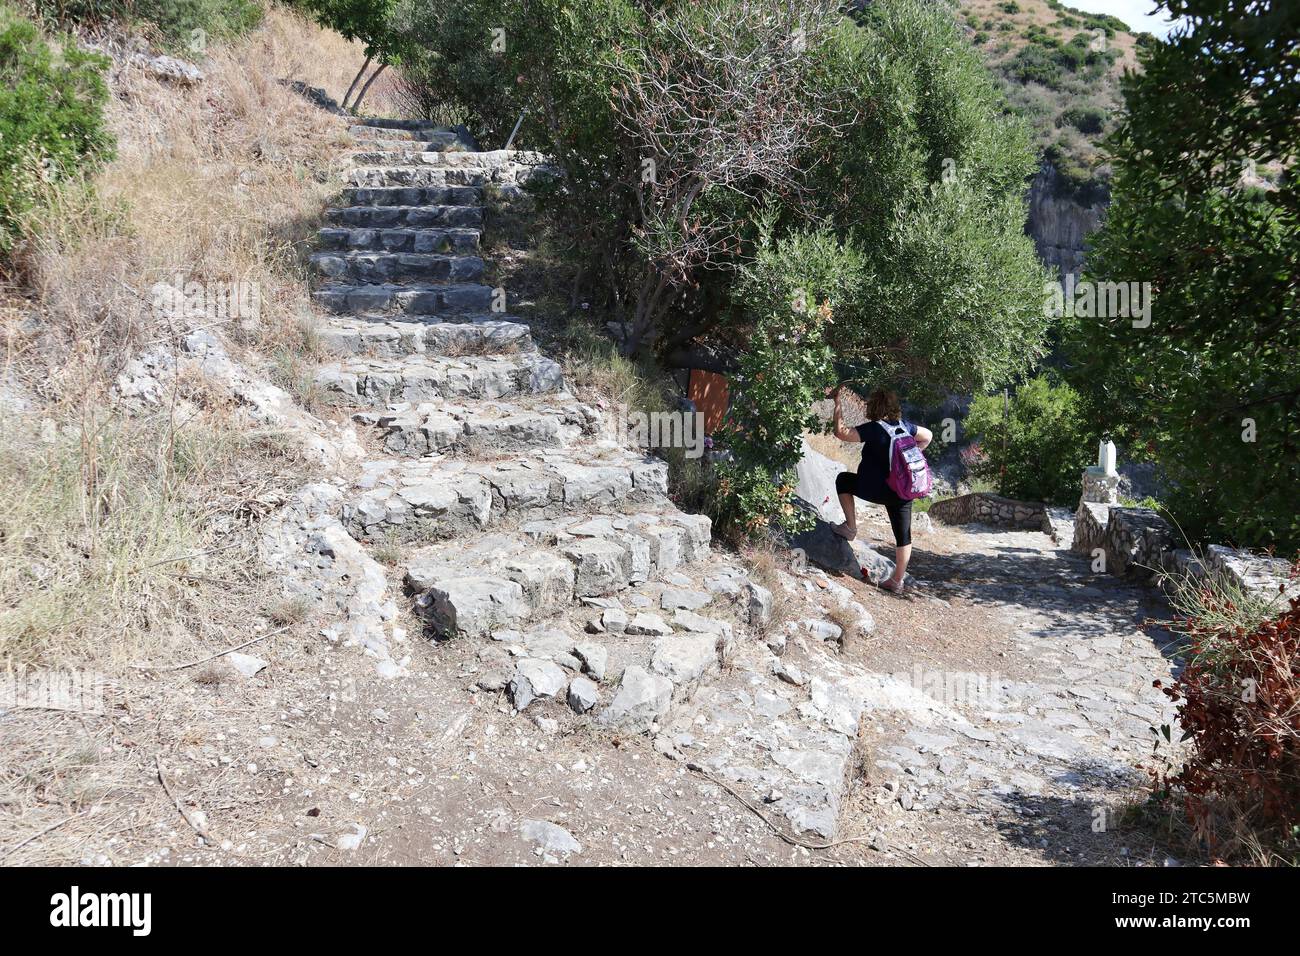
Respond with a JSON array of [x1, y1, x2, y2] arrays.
[[828, 385, 932, 594]]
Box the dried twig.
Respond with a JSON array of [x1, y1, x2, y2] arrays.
[[0, 812, 84, 862], [134, 624, 291, 672], [155, 755, 216, 845]]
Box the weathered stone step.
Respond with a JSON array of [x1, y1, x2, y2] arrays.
[[316, 351, 564, 406], [317, 226, 480, 254], [326, 204, 483, 229], [348, 151, 549, 189], [351, 117, 449, 132], [349, 149, 460, 166], [339, 450, 671, 543], [344, 186, 481, 207], [313, 282, 497, 316], [311, 251, 485, 284], [317, 315, 532, 358], [347, 126, 465, 146], [403, 513, 717, 636], [354, 395, 598, 457]]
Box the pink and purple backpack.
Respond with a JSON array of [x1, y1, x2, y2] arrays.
[[879, 421, 933, 500]]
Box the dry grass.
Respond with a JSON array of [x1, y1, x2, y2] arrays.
[[5, 5, 358, 387], [0, 7, 358, 670]]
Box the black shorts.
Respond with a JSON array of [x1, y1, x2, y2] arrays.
[[835, 471, 913, 547]]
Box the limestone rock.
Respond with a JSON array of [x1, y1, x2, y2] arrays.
[[598, 666, 673, 733], [567, 677, 599, 714], [650, 634, 718, 686], [509, 658, 568, 710], [626, 612, 672, 636], [519, 819, 582, 859]]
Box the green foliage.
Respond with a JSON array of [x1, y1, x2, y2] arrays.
[[964, 375, 1093, 504], [1058, 104, 1106, 134], [1065, 0, 1300, 553], [0, 5, 112, 253], [293, 0, 401, 60], [393, 0, 1049, 535], [26, 0, 263, 48], [1007, 43, 1063, 88], [715, 224, 843, 536], [809, 1, 1052, 395]]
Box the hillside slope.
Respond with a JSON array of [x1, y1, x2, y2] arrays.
[[956, 0, 1153, 272]]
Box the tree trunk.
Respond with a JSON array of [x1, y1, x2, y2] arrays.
[[350, 63, 388, 115], [341, 55, 372, 111]]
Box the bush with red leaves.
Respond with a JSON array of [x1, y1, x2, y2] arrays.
[[1154, 592, 1300, 858]]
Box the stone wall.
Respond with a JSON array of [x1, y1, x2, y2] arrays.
[[1072, 502, 1174, 579], [1072, 501, 1298, 603], [929, 493, 1050, 532]]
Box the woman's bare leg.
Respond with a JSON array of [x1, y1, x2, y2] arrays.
[[890, 544, 911, 585], [834, 492, 857, 538]]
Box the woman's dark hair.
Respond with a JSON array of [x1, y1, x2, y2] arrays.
[[864, 388, 901, 421]]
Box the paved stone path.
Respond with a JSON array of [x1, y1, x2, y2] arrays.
[[823, 516, 1182, 863]]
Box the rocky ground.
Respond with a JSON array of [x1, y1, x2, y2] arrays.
[[0, 115, 1189, 868], [0, 509, 1186, 867]]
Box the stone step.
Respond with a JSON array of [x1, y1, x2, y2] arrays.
[[402, 514, 718, 636], [317, 226, 480, 254], [354, 396, 598, 457], [351, 148, 478, 165], [326, 204, 483, 229], [659, 641, 882, 839], [316, 351, 564, 406], [313, 282, 497, 316], [351, 117, 449, 132], [344, 186, 481, 207], [347, 126, 465, 146], [339, 450, 671, 543], [310, 251, 485, 285], [317, 315, 533, 358]]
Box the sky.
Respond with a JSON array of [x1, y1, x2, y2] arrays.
[[1060, 0, 1184, 37]]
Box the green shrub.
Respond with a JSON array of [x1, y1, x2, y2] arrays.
[[25, 0, 263, 48], [1058, 104, 1106, 133], [964, 374, 1094, 504], [997, 1, 1019, 13], [1065, 0, 1300, 553], [1008, 44, 1064, 88], [0, 5, 112, 253]]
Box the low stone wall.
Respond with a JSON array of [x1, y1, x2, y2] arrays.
[[1072, 502, 1174, 578], [929, 493, 1050, 532], [1073, 502, 1297, 602]]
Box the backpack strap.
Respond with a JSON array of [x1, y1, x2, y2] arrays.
[[877, 420, 908, 463]]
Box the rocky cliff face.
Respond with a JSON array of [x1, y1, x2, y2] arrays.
[[1025, 161, 1108, 277]]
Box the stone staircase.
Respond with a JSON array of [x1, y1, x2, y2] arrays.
[[264, 116, 899, 841], [302, 117, 779, 732]]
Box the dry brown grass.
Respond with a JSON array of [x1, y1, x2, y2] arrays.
[[0, 8, 355, 671], [5, 5, 358, 388]]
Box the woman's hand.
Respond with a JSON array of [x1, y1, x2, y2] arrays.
[[824, 384, 842, 399]]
